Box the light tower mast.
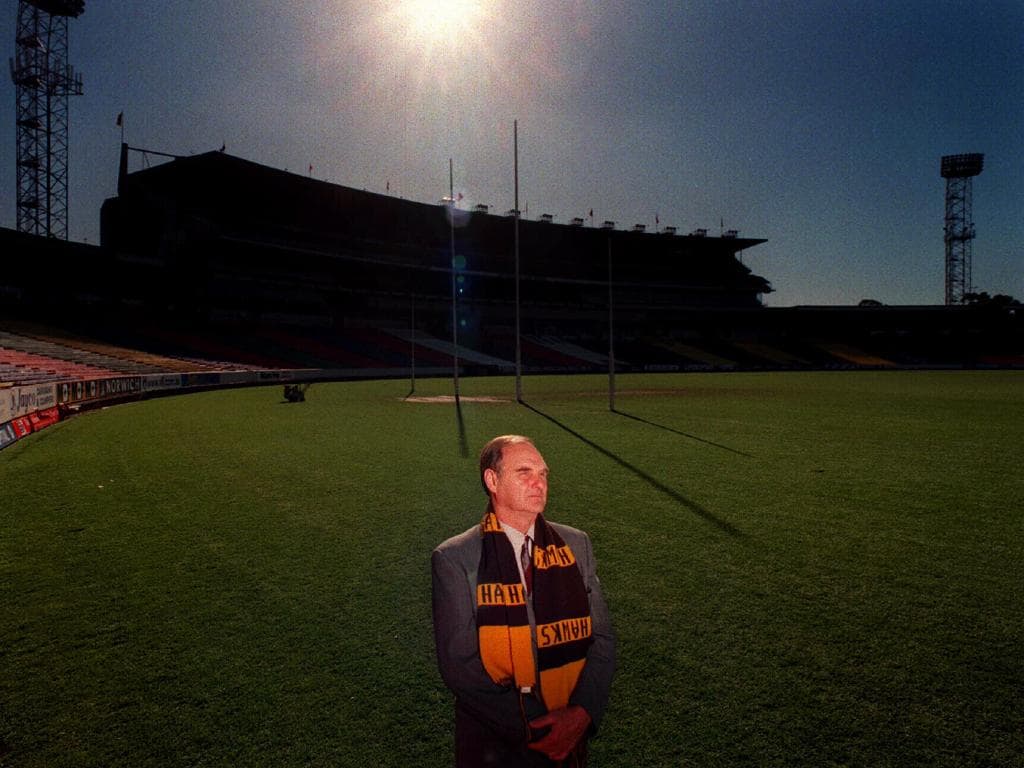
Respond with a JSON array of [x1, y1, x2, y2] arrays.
[[940, 153, 984, 305], [9, 0, 85, 240]]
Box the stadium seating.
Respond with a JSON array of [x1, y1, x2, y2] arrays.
[[2, 298, 1022, 391], [0, 325, 275, 387], [815, 343, 896, 369], [0, 343, 118, 385]]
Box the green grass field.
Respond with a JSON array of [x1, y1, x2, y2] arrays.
[[2, 371, 1022, 767]]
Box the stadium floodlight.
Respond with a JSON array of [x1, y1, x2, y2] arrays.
[[26, 0, 85, 14], [940, 154, 984, 178], [12, 0, 85, 239], [940, 153, 984, 305]]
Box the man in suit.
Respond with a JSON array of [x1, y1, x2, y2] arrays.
[[432, 435, 615, 767]]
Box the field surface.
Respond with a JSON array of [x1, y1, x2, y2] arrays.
[[2, 371, 1022, 767]]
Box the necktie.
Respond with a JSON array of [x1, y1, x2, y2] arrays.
[[521, 535, 534, 595]]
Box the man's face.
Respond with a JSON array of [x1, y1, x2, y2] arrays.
[[486, 441, 549, 521]]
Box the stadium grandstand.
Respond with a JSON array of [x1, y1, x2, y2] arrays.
[[2, 146, 1022, 447], [96, 147, 771, 338]]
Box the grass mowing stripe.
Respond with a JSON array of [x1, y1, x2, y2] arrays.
[[1, 372, 1021, 767]]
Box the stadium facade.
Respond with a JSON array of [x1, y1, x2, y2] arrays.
[[1, 147, 1020, 374], [98, 148, 772, 337]]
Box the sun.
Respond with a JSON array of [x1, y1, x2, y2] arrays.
[[349, 0, 503, 109], [399, 0, 486, 42]]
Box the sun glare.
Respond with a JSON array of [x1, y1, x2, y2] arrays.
[[401, 0, 485, 41], [370, 0, 496, 93]]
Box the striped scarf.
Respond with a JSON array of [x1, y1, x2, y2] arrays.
[[476, 510, 593, 713]]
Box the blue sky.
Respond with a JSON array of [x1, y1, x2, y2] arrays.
[[1, 1, 1020, 306]]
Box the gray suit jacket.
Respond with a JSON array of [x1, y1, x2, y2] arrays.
[[432, 520, 616, 746]]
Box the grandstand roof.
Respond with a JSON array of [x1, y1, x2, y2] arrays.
[[106, 149, 772, 301], [115, 149, 767, 250]]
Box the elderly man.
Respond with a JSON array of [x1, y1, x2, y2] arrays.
[[432, 435, 616, 767]]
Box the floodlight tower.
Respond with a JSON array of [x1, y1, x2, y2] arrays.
[[9, 0, 85, 240], [941, 153, 984, 305]]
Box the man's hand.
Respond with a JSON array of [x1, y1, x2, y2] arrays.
[[527, 705, 591, 762]]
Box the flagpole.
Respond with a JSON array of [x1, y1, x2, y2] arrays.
[[514, 120, 522, 403], [450, 158, 460, 402]]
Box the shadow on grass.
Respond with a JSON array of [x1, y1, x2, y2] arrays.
[[522, 401, 744, 537], [455, 395, 469, 458], [612, 408, 754, 459]]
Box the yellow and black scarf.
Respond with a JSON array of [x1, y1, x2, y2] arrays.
[[476, 510, 593, 713]]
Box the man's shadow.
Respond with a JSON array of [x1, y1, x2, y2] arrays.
[[521, 401, 744, 537]]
